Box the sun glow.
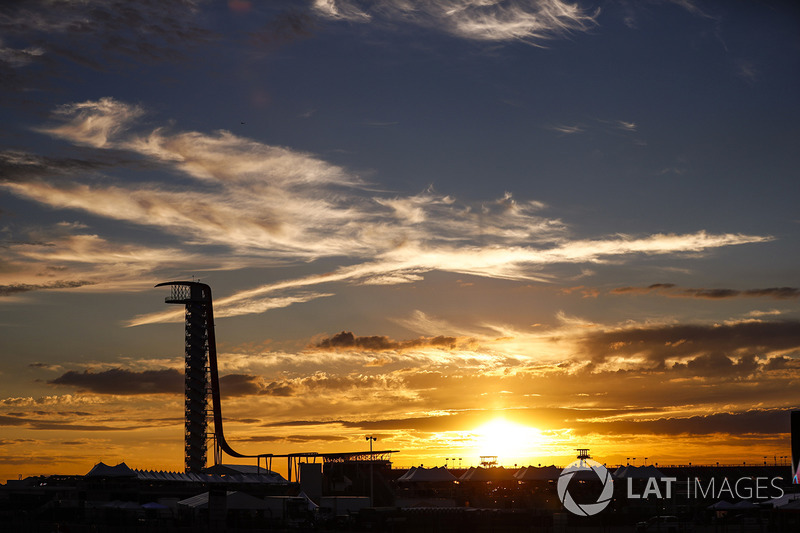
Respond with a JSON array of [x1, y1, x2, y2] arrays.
[[471, 418, 544, 463]]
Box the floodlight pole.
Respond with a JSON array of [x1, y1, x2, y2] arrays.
[[366, 436, 376, 506]]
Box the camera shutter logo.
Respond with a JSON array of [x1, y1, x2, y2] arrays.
[[557, 459, 614, 516]]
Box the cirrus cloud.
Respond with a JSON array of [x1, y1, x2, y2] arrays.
[[312, 0, 598, 44], [0, 98, 776, 326]]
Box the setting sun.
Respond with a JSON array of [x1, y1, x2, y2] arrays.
[[471, 418, 545, 464]]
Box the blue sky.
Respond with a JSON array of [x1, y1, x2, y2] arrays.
[[1, 0, 799, 478]]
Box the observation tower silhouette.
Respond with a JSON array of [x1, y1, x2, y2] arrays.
[[158, 280, 398, 479], [158, 281, 219, 473]]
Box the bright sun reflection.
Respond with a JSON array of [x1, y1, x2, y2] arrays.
[[472, 418, 544, 461]]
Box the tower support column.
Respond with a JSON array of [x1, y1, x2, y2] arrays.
[[184, 295, 209, 473]]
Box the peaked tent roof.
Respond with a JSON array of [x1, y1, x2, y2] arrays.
[[514, 465, 561, 481], [612, 465, 666, 479], [459, 467, 514, 482], [612, 466, 629, 478], [398, 466, 457, 483], [640, 465, 666, 478], [732, 500, 758, 510], [708, 500, 736, 510], [766, 494, 800, 508], [778, 499, 800, 511], [85, 462, 137, 478]]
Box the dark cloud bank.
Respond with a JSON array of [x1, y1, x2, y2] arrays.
[[0, 280, 96, 297], [611, 284, 800, 300], [49, 368, 182, 395], [313, 330, 459, 351], [579, 320, 800, 367]]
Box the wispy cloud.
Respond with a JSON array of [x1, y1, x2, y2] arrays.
[[0, 43, 45, 68], [571, 408, 790, 437], [546, 117, 639, 138], [1, 98, 774, 325], [131, 231, 771, 326], [547, 123, 584, 135], [666, 0, 713, 19], [38, 99, 146, 148], [0, 280, 96, 297], [312, 0, 371, 22], [0, 0, 214, 71], [0, 149, 114, 181], [615, 120, 637, 131], [312, 0, 598, 44], [736, 59, 758, 83], [0, 230, 208, 294], [0, 414, 139, 432], [0, 395, 104, 408], [619, 0, 714, 30]]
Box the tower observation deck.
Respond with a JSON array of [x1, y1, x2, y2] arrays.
[[157, 281, 397, 479]]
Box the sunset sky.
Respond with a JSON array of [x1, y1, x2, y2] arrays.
[[1, 0, 799, 481]]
